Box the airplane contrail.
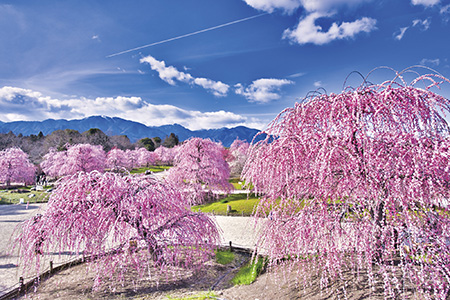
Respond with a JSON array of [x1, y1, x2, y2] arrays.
[[107, 13, 268, 58]]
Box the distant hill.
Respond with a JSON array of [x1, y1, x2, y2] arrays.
[[0, 116, 263, 147]]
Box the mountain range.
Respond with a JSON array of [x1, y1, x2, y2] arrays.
[[0, 116, 264, 147]]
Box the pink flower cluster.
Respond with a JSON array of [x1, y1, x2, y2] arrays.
[[0, 147, 35, 186], [167, 137, 233, 204]]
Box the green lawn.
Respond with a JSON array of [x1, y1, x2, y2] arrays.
[[215, 249, 235, 265], [130, 165, 171, 174], [0, 186, 51, 204], [165, 292, 218, 300], [229, 178, 245, 190], [192, 193, 260, 216]]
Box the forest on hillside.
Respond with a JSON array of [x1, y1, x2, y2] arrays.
[[0, 128, 179, 163]]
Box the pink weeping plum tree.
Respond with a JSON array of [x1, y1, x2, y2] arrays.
[[167, 138, 233, 205], [125, 149, 139, 170], [40, 147, 67, 178], [41, 144, 106, 177], [227, 138, 250, 177], [242, 71, 450, 298], [106, 147, 129, 172], [154, 146, 177, 166], [0, 147, 36, 187], [15, 171, 219, 289], [136, 147, 156, 167]]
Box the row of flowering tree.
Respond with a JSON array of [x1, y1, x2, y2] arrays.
[[106, 147, 157, 171], [41, 144, 106, 177], [0, 147, 36, 187], [41, 144, 173, 178], [242, 71, 450, 298]]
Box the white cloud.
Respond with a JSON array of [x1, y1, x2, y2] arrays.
[[242, 0, 370, 13], [302, 0, 371, 12], [140, 56, 192, 85], [420, 58, 440, 66], [314, 81, 322, 87], [394, 27, 409, 40], [235, 78, 294, 103], [288, 72, 306, 78], [283, 12, 377, 45], [193, 78, 230, 97], [140, 55, 294, 102], [411, 0, 440, 7], [441, 4, 450, 14], [441, 4, 450, 22], [140, 55, 229, 97], [242, 0, 302, 13], [0, 86, 264, 130], [394, 18, 431, 41], [243, 1, 376, 46], [412, 18, 431, 30]]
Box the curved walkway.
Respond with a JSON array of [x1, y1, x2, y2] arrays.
[[0, 204, 263, 297]]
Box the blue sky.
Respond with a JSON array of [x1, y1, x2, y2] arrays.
[[1, 0, 450, 130]]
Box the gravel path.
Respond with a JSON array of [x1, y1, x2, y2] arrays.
[[0, 203, 47, 296], [0, 204, 263, 297], [214, 215, 265, 250]]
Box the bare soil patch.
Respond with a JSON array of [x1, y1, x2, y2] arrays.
[[18, 251, 251, 300], [17, 253, 428, 300]]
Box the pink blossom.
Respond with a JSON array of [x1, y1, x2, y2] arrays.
[[227, 138, 250, 177], [167, 138, 233, 205], [41, 144, 106, 177], [135, 147, 156, 167], [154, 146, 177, 166], [106, 147, 129, 171]]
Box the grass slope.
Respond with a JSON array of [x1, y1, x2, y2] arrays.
[[231, 257, 267, 285], [0, 186, 51, 204], [192, 193, 260, 216], [130, 165, 171, 174]]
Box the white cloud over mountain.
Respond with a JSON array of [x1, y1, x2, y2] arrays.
[[0, 86, 265, 130]]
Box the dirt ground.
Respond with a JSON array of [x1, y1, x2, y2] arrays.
[[15, 252, 430, 300]]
